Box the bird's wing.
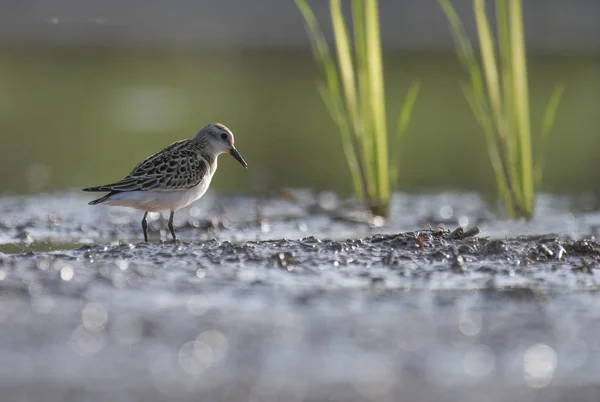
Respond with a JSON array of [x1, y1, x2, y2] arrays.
[[83, 140, 210, 192]]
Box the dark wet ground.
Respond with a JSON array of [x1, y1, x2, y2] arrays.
[[1, 191, 600, 401]]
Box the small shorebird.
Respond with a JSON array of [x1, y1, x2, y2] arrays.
[[82, 123, 247, 242]]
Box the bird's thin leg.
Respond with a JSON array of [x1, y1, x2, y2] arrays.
[[168, 211, 177, 241], [141, 212, 149, 242]]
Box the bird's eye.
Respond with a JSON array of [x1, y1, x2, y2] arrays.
[[221, 133, 228, 140]]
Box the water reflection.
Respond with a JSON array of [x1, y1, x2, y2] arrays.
[[523, 343, 557, 388]]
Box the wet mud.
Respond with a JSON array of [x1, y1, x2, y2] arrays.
[[1, 191, 600, 401]]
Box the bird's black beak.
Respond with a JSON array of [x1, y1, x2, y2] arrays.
[[229, 147, 248, 168]]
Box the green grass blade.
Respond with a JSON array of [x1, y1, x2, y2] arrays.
[[462, 85, 511, 206], [439, 0, 509, 205], [390, 80, 420, 188], [295, 0, 328, 62], [496, 0, 522, 214], [541, 83, 565, 140], [534, 82, 565, 186], [317, 84, 367, 200], [396, 81, 421, 139], [351, 0, 375, 200], [438, 0, 488, 129], [295, 0, 366, 201], [295, 0, 342, 107], [509, 0, 533, 215], [496, 0, 513, 140], [438, 0, 472, 66], [330, 0, 360, 134], [364, 0, 389, 212], [352, 0, 367, 75], [474, 0, 504, 140]]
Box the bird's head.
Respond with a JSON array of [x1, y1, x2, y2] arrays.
[[194, 123, 248, 168]]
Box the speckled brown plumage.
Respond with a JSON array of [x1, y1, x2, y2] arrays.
[[83, 140, 211, 194]]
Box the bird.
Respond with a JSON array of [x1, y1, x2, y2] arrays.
[[82, 122, 248, 242]]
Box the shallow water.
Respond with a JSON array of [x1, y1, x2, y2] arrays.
[[1, 192, 600, 401]]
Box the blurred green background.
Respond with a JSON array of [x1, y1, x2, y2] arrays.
[[0, 1, 598, 198]]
